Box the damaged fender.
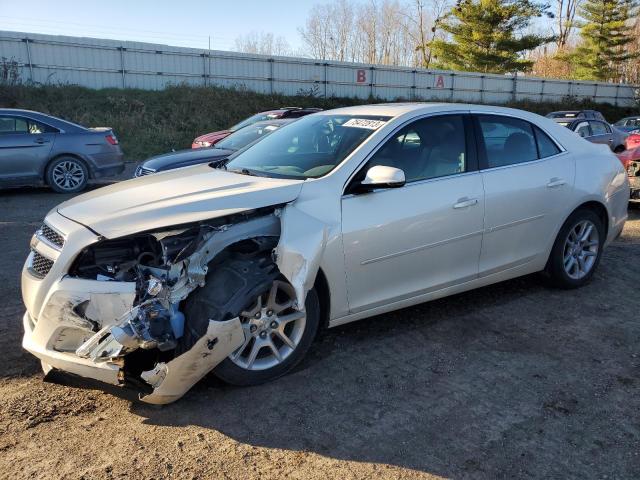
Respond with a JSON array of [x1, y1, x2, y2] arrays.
[[274, 205, 329, 308], [140, 317, 245, 404]]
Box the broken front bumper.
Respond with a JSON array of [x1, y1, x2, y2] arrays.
[[21, 211, 245, 404]]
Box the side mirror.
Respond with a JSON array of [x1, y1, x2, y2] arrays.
[[356, 165, 405, 192]]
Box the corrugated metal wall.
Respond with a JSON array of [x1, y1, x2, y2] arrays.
[[1, 30, 637, 106]]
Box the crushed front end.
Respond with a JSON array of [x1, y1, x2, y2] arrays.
[[21, 208, 285, 404]]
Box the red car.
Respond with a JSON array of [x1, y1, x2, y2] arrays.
[[617, 146, 640, 200], [625, 132, 640, 150], [192, 107, 322, 148]]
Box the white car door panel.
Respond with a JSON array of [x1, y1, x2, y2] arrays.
[[480, 156, 574, 275], [342, 174, 485, 312]]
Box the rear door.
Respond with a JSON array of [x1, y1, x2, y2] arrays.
[[0, 115, 56, 185], [475, 114, 575, 276], [588, 121, 613, 149]]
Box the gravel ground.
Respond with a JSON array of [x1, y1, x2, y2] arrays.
[[0, 186, 638, 480]]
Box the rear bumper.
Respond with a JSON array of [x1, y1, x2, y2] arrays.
[[89, 151, 125, 178]]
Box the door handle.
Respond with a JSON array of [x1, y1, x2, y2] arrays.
[[34, 138, 49, 144], [547, 177, 566, 188], [453, 197, 478, 209]]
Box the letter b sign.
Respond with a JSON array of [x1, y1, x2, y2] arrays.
[[356, 69, 367, 84]]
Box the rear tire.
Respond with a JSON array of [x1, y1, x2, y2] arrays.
[[46, 156, 88, 193], [545, 209, 604, 289]]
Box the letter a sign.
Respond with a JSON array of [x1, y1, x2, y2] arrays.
[[434, 74, 446, 89], [356, 69, 367, 84]]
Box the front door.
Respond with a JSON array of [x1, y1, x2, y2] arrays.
[[341, 113, 485, 313], [0, 115, 55, 185]]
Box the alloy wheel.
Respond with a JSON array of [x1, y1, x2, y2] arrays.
[[230, 280, 306, 371], [562, 219, 599, 280], [51, 160, 85, 191]]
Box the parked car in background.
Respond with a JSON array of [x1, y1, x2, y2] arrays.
[[616, 146, 640, 200], [546, 110, 607, 122], [191, 107, 322, 148], [551, 117, 628, 152], [614, 116, 640, 133], [137, 119, 295, 177], [22, 103, 629, 404], [0, 109, 124, 193], [625, 132, 640, 150]]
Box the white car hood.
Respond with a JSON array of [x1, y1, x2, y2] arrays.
[[57, 164, 304, 238]]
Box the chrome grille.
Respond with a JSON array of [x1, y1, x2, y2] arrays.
[[134, 165, 155, 177], [39, 223, 64, 248], [31, 250, 54, 278]]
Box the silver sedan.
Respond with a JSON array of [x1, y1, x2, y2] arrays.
[[21, 103, 629, 403], [0, 109, 124, 192]]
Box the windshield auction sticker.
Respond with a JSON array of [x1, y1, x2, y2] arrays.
[[342, 118, 387, 130]]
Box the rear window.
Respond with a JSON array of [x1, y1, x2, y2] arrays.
[[534, 126, 561, 158]]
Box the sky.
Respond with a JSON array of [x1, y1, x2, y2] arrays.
[[0, 0, 323, 51]]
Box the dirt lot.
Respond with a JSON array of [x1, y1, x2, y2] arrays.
[[0, 186, 638, 480]]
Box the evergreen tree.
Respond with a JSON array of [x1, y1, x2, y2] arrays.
[[429, 0, 555, 74], [572, 0, 638, 81]]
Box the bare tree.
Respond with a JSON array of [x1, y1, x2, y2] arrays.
[[400, 0, 451, 68], [234, 31, 291, 56], [555, 0, 581, 50]]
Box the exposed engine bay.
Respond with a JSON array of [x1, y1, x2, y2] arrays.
[[58, 207, 313, 404]]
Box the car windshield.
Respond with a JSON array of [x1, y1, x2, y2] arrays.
[[557, 121, 572, 127], [230, 112, 281, 131], [214, 123, 281, 151], [224, 114, 391, 179]]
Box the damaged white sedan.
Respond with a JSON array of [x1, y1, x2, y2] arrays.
[[22, 103, 629, 404]]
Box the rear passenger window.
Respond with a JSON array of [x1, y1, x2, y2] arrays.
[[534, 126, 561, 158], [477, 115, 537, 168]]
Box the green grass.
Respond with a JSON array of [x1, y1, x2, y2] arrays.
[[0, 84, 637, 161]]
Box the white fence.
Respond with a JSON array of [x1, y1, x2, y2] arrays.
[[0, 30, 637, 106]]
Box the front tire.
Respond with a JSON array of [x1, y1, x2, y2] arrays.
[[46, 156, 88, 193], [181, 253, 320, 387], [545, 209, 604, 288]]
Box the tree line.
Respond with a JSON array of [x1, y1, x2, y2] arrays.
[[234, 0, 639, 84]]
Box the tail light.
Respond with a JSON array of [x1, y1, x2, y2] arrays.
[[105, 133, 119, 145]]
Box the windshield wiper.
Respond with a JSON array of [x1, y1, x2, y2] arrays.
[[209, 158, 230, 169], [226, 167, 263, 177]]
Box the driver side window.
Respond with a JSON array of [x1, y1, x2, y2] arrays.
[[366, 115, 467, 183]]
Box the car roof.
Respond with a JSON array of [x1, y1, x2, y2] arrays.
[[317, 102, 547, 119], [0, 108, 87, 131]]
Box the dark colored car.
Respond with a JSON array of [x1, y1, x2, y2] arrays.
[[546, 110, 607, 122], [614, 116, 640, 133], [0, 109, 124, 193], [136, 119, 295, 177], [191, 107, 322, 148], [551, 117, 628, 153]]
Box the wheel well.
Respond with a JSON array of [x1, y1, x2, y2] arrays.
[[45, 154, 91, 182], [574, 201, 609, 237], [313, 267, 331, 330]]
